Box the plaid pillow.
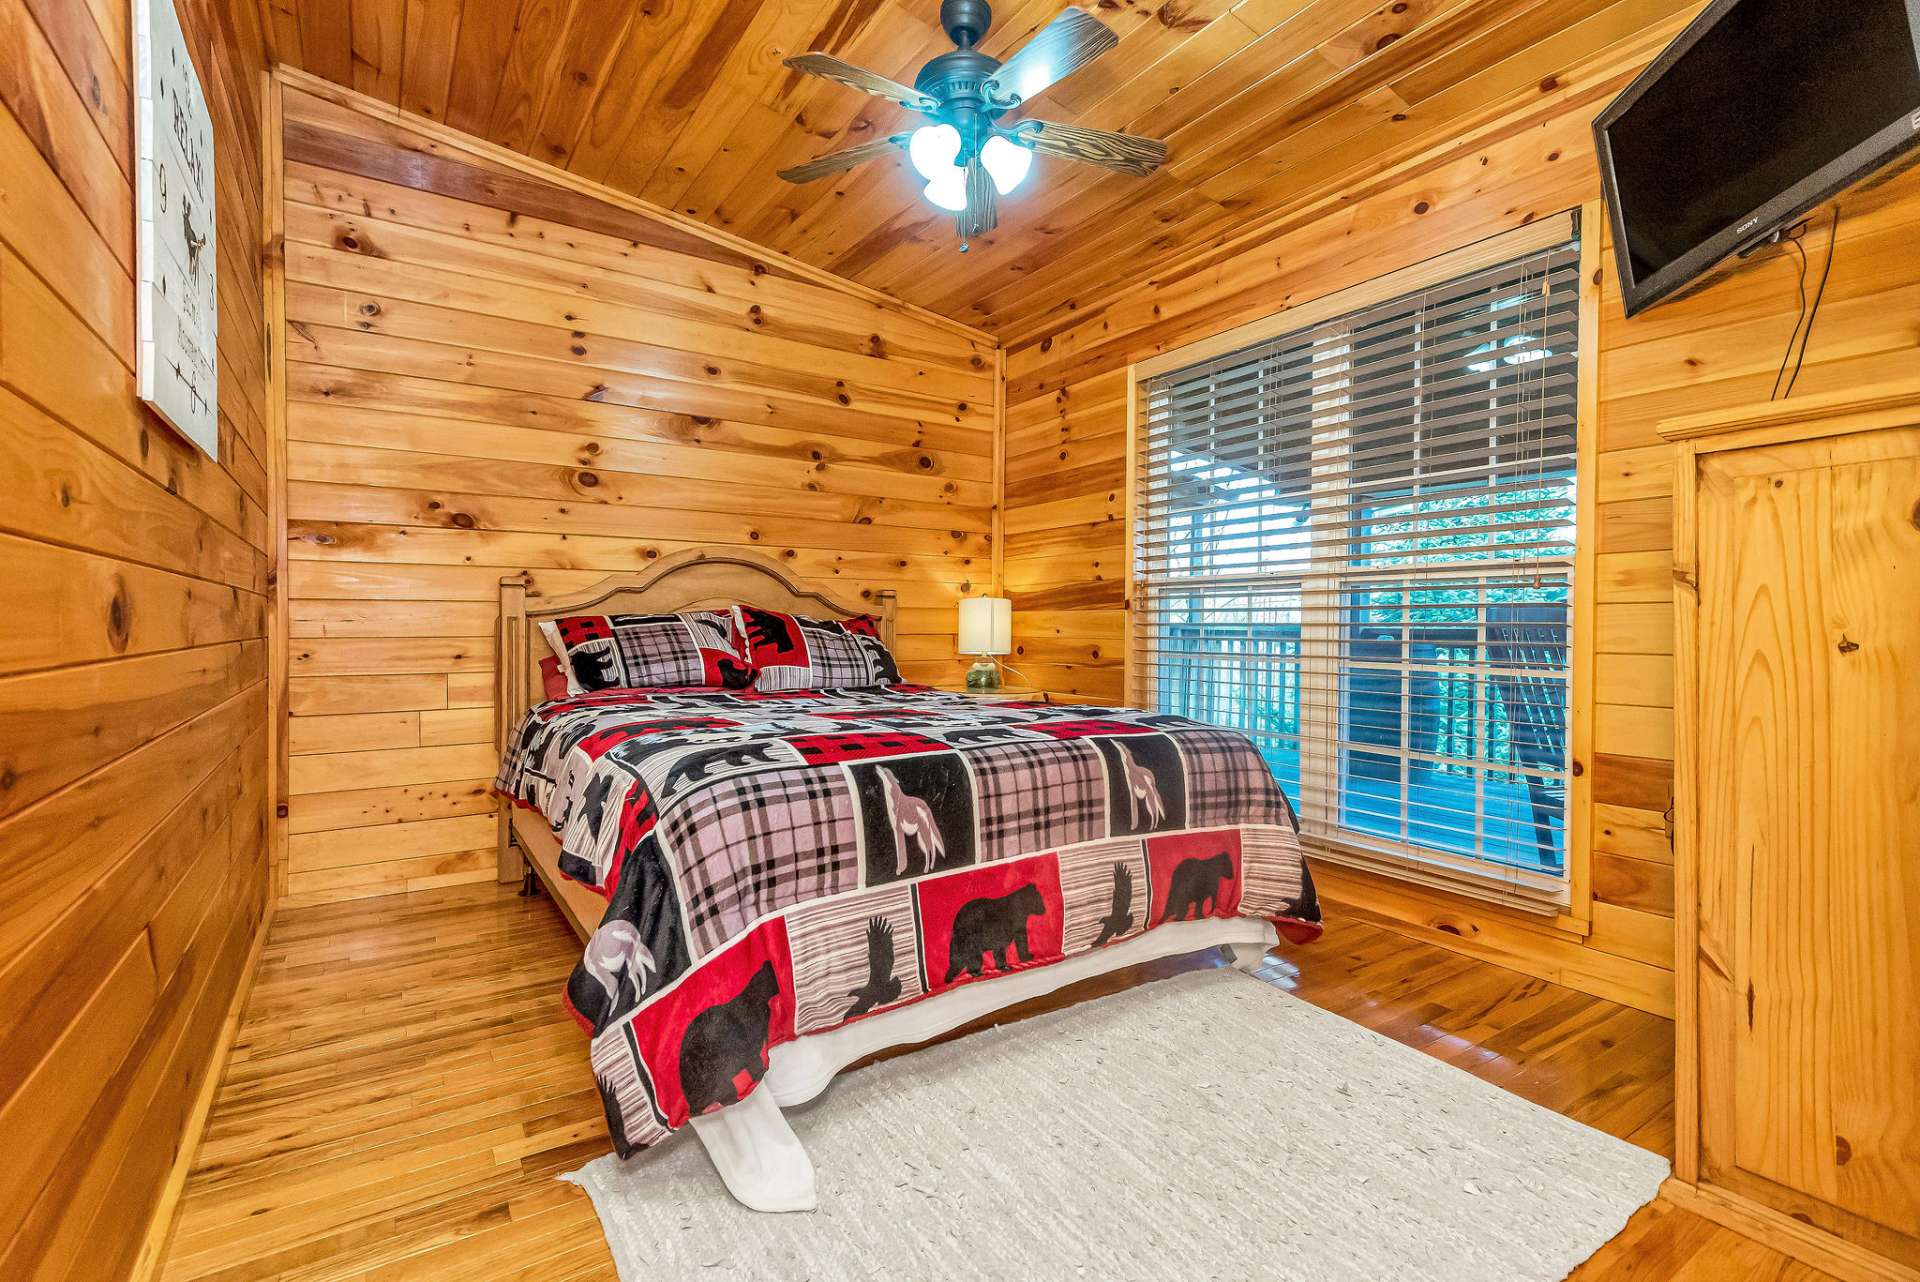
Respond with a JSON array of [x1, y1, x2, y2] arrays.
[[733, 605, 901, 691], [538, 611, 753, 696]]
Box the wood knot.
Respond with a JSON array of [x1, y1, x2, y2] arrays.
[[1837, 636, 1859, 653], [1835, 1135, 1853, 1166], [106, 579, 131, 652]]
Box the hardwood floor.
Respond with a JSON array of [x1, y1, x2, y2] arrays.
[[157, 884, 1828, 1280]]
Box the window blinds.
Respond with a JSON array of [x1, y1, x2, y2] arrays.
[[1134, 226, 1581, 906]]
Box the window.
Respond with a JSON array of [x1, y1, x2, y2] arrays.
[[1135, 223, 1580, 906]]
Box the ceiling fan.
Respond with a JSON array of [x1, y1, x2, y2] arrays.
[[777, 1, 1169, 247]]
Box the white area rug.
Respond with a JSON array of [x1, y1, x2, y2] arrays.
[[566, 969, 1667, 1281]]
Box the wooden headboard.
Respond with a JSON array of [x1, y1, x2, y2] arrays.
[[496, 547, 897, 744]]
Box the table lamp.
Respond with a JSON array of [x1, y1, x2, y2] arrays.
[[957, 596, 1012, 691]]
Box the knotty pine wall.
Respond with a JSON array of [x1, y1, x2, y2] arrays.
[[275, 82, 998, 908], [1002, 69, 1920, 1014], [0, 0, 273, 1276]]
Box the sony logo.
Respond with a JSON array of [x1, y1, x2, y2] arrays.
[[1738, 216, 1760, 232], [1911, 109, 1920, 130]]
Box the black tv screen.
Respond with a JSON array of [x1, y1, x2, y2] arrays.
[[1595, 0, 1920, 316]]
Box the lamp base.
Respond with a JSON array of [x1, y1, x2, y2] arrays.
[[964, 659, 1001, 691]]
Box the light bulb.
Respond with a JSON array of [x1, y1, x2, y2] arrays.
[[923, 168, 968, 212], [980, 135, 1033, 195], [908, 124, 961, 181]]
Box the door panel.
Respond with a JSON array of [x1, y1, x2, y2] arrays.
[[1822, 453, 1920, 1235], [1696, 434, 1920, 1241]]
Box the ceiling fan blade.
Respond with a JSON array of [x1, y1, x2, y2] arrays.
[[986, 8, 1119, 106], [784, 53, 934, 111], [960, 158, 998, 239], [1018, 120, 1167, 177], [777, 137, 905, 184]]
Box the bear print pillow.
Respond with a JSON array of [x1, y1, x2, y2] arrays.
[[732, 606, 901, 692], [538, 610, 754, 696]]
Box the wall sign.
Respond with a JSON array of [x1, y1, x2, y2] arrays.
[[135, 0, 218, 458]]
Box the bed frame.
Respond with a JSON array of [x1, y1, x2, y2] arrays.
[[496, 547, 1277, 1212]]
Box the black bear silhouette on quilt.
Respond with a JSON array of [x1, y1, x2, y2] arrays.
[[945, 883, 1045, 982], [1164, 851, 1235, 921], [678, 960, 780, 1115]]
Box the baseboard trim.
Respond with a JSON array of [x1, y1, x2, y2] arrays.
[[1660, 1178, 1920, 1282], [1316, 863, 1675, 1017], [128, 903, 277, 1282]]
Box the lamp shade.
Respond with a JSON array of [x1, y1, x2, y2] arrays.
[[957, 596, 1011, 656]]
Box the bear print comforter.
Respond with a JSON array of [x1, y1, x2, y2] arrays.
[[494, 684, 1322, 1154]]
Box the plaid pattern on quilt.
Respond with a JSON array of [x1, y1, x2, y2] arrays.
[[1175, 727, 1299, 831], [969, 737, 1106, 863], [661, 766, 861, 955], [494, 685, 1320, 1156]]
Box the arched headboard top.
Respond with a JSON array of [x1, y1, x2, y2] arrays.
[[497, 548, 898, 741]]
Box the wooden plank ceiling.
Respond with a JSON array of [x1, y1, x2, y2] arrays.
[[257, 0, 1695, 341]]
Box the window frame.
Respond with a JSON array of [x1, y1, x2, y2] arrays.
[[1124, 211, 1601, 922]]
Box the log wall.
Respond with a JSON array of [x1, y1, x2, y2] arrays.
[[274, 82, 998, 908], [1000, 57, 1920, 1013], [0, 0, 273, 1275]]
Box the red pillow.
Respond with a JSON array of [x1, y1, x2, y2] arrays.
[[732, 605, 900, 691], [538, 655, 569, 701]]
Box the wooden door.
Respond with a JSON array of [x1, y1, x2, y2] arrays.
[[1694, 427, 1920, 1254]]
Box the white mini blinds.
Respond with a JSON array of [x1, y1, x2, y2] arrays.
[[1135, 222, 1581, 907]]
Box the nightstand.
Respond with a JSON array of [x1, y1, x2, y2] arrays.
[[936, 685, 1049, 704]]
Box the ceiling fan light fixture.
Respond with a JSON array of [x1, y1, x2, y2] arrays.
[[923, 167, 970, 212], [908, 123, 963, 181], [980, 134, 1033, 195], [778, 5, 1164, 242]]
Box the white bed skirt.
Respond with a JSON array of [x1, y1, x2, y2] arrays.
[[683, 917, 1280, 1212]]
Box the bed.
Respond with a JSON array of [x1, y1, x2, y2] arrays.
[[494, 549, 1322, 1212]]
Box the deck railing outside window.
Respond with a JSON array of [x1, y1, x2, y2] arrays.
[[1136, 231, 1581, 905]]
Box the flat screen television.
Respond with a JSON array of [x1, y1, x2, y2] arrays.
[[1594, 0, 1920, 317]]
